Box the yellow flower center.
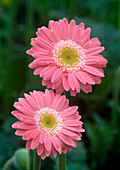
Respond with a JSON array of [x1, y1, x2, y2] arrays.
[[41, 115, 56, 129], [59, 47, 79, 67], [52, 39, 86, 72], [34, 107, 63, 135]]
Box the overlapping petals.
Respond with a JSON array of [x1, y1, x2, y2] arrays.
[[27, 18, 107, 96], [12, 89, 84, 159]]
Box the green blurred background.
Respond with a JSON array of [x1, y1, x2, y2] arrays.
[[0, 0, 120, 169]]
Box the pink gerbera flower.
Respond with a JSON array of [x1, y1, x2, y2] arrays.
[[12, 89, 84, 159], [27, 18, 107, 96]]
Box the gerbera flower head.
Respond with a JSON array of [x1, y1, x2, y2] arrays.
[[12, 89, 84, 159], [27, 18, 107, 96]]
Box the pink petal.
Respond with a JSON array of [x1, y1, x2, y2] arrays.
[[70, 89, 77, 96], [51, 136, 62, 153], [62, 145, 67, 153], [52, 147, 58, 157], [44, 135, 52, 151], [61, 106, 78, 118], [16, 122, 36, 129], [37, 30, 52, 45], [49, 21, 61, 42], [18, 98, 35, 113], [89, 74, 101, 84], [15, 129, 26, 136], [86, 47, 104, 55], [35, 37, 53, 50], [46, 81, 52, 88], [58, 19, 67, 40], [16, 114, 35, 124], [62, 75, 70, 91], [52, 94, 61, 109], [34, 67, 44, 75], [56, 85, 64, 94], [71, 73, 81, 92], [83, 66, 104, 77], [80, 28, 91, 45], [68, 20, 76, 39], [14, 102, 34, 116], [65, 126, 83, 132], [15, 106, 34, 116], [51, 69, 63, 83], [79, 71, 95, 84], [73, 135, 81, 140], [54, 96, 66, 111], [63, 18, 68, 36], [45, 149, 51, 157], [64, 120, 82, 126], [89, 38, 101, 48], [22, 129, 39, 140], [68, 73, 75, 90], [31, 91, 42, 108], [66, 112, 81, 120], [37, 144, 44, 155], [31, 137, 40, 149], [34, 57, 52, 62], [12, 121, 21, 128], [59, 134, 74, 146], [45, 89, 52, 107], [24, 93, 38, 111], [27, 49, 33, 55], [38, 27, 55, 43], [52, 78, 62, 89], [75, 71, 87, 84], [61, 98, 69, 111], [81, 83, 92, 93], [73, 140, 78, 147], [72, 27, 81, 42], [61, 129, 78, 136], [42, 67, 58, 80], [34, 59, 54, 66], [26, 139, 32, 149], [40, 133, 44, 144], [40, 66, 52, 77], [41, 152, 46, 159], [78, 22, 84, 30]]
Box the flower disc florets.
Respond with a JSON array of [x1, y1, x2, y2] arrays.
[[52, 39, 86, 72], [34, 107, 63, 136]]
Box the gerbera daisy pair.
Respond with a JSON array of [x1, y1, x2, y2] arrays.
[[12, 18, 107, 160]]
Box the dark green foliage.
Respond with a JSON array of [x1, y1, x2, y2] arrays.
[[85, 114, 117, 169], [67, 142, 89, 170], [0, 0, 120, 169]]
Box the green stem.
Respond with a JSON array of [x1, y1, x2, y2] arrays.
[[3, 157, 14, 170], [33, 150, 41, 170], [59, 91, 70, 170], [59, 91, 67, 170], [59, 153, 66, 170]]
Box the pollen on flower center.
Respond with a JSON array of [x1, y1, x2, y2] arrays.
[[42, 115, 56, 129], [52, 39, 86, 72], [34, 107, 63, 135]]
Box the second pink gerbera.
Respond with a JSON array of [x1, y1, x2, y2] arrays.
[[12, 89, 84, 159], [27, 18, 107, 96]]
